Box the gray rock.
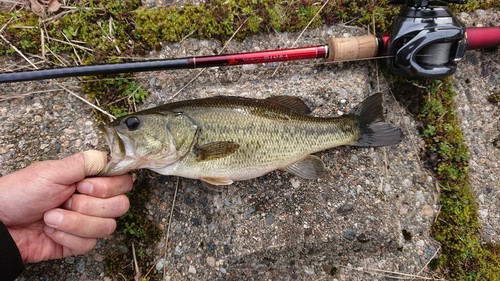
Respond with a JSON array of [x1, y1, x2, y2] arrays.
[[343, 228, 357, 241], [76, 258, 85, 274]]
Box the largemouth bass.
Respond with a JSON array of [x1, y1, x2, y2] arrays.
[[101, 93, 402, 186]]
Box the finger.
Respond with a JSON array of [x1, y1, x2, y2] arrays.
[[43, 226, 97, 256], [29, 150, 108, 185], [44, 209, 116, 238], [63, 194, 130, 218], [76, 174, 133, 198]]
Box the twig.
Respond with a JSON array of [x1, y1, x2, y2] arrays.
[[46, 44, 70, 66], [55, 82, 115, 120], [0, 0, 23, 12], [40, 20, 46, 60], [0, 15, 13, 33], [108, 16, 121, 54], [143, 177, 180, 279], [61, 31, 83, 65], [42, 9, 76, 23], [131, 242, 141, 281], [105, 81, 143, 114], [0, 33, 38, 69], [0, 88, 60, 102], [48, 36, 93, 52], [414, 245, 441, 279], [117, 273, 128, 281], [163, 177, 180, 279], [179, 29, 196, 44], [335, 264, 441, 280]]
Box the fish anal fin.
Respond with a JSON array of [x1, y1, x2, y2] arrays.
[[201, 181, 226, 192], [194, 141, 240, 161], [266, 96, 311, 114], [284, 155, 326, 180], [200, 176, 234, 186]]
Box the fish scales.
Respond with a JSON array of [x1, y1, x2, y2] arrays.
[[165, 102, 360, 180], [101, 94, 403, 186]]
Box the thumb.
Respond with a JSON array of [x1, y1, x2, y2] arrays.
[[82, 150, 108, 176], [37, 150, 109, 185]]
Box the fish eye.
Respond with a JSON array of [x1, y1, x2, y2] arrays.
[[124, 116, 140, 131]]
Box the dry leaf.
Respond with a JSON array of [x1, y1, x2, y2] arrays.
[[47, 0, 62, 13], [28, 0, 46, 17]]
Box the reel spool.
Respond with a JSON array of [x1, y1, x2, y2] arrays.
[[387, 0, 468, 78]]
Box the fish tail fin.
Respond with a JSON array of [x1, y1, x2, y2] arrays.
[[352, 93, 403, 147]]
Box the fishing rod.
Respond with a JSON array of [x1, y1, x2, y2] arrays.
[[0, 0, 498, 83]]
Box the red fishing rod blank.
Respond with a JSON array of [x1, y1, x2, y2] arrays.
[[0, 46, 328, 83], [466, 27, 500, 50]]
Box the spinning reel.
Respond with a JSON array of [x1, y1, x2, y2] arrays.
[[387, 0, 468, 78]]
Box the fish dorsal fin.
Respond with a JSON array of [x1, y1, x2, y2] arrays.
[[194, 141, 240, 161], [266, 96, 311, 114], [285, 155, 326, 179], [200, 176, 234, 186]]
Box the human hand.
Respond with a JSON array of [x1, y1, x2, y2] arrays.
[[0, 150, 132, 263]]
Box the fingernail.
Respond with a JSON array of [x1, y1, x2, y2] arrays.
[[44, 210, 63, 228], [44, 225, 55, 234], [77, 181, 94, 194]]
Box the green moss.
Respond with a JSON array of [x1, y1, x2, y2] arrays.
[[290, 5, 323, 32], [0, 11, 40, 54], [449, 0, 499, 13], [391, 79, 499, 280], [82, 75, 148, 118], [329, 0, 399, 33], [105, 174, 163, 278], [486, 93, 500, 106], [131, 0, 332, 47]]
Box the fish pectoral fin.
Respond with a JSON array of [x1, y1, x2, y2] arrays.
[[285, 155, 326, 180], [194, 141, 240, 161], [266, 96, 311, 114], [200, 176, 234, 186]]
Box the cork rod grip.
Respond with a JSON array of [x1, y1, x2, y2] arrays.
[[327, 35, 379, 62]]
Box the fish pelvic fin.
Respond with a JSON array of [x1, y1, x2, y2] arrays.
[[351, 93, 403, 147], [200, 176, 234, 186], [285, 155, 327, 179]]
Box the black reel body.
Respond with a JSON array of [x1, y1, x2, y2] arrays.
[[388, 1, 467, 78]]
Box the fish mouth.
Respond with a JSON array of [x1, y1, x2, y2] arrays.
[[99, 125, 130, 176], [100, 124, 179, 176], [101, 125, 124, 158]]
